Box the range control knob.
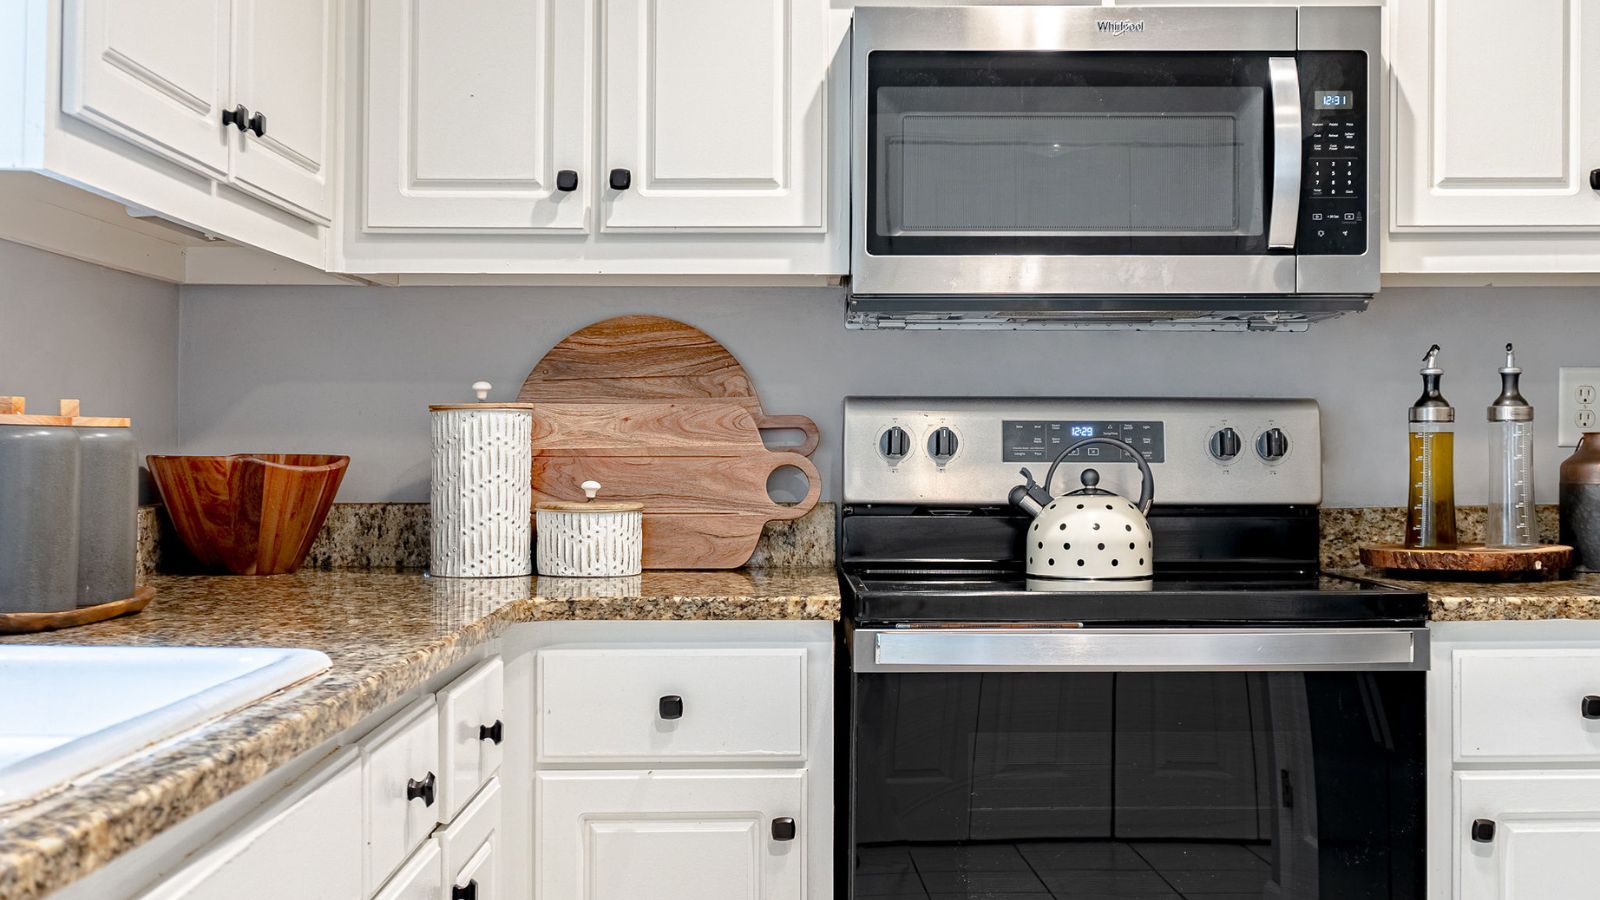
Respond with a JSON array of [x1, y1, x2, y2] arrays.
[[879, 426, 911, 461], [1209, 427, 1242, 462], [928, 427, 960, 464], [1256, 427, 1290, 461]]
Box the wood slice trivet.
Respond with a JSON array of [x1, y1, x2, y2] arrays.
[[0, 585, 155, 634], [518, 315, 820, 456], [1360, 543, 1573, 575]]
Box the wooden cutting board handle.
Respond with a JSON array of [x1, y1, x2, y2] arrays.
[[752, 415, 821, 457], [758, 452, 822, 520]]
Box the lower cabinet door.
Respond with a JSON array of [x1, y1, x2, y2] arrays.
[[363, 698, 443, 894], [536, 770, 805, 900], [440, 779, 502, 900], [136, 750, 362, 899], [1457, 771, 1600, 900], [373, 840, 443, 900]]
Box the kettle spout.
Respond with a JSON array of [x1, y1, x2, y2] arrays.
[[1009, 468, 1052, 518]]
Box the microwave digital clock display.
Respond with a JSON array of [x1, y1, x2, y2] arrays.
[[1314, 90, 1355, 110]]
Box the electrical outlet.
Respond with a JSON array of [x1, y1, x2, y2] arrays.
[[1559, 367, 1600, 446]]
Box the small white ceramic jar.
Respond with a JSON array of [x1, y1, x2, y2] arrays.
[[430, 382, 534, 578], [536, 481, 643, 577]]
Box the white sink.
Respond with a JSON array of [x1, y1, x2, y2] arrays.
[[0, 645, 331, 807]]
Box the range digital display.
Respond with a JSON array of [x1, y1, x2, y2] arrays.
[[1314, 90, 1355, 110], [1002, 420, 1165, 463]]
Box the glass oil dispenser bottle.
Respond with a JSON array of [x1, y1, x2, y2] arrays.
[[1407, 344, 1458, 547], [1487, 343, 1536, 547]]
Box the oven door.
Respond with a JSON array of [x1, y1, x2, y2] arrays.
[[851, 6, 1303, 298], [846, 628, 1427, 899]]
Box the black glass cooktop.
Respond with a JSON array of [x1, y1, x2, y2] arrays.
[[842, 564, 1428, 627]]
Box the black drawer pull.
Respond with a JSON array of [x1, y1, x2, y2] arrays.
[[1583, 695, 1600, 719], [556, 169, 579, 192], [406, 771, 436, 807], [451, 880, 477, 900], [609, 168, 632, 191], [771, 817, 797, 841], [1471, 818, 1496, 843], [221, 104, 250, 132], [1590, 169, 1600, 191], [247, 111, 266, 138], [659, 695, 683, 720], [479, 719, 504, 744]]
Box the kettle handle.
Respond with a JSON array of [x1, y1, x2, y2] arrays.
[[1042, 436, 1155, 515]]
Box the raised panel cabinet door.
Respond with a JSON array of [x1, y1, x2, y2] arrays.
[[135, 750, 362, 899], [440, 779, 502, 900], [363, 0, 592, 233], [61, 0, 230, 178], [372, 841, 444, 900], [600, 0, 826, 231], [362, 699, 443, 895], [229, 0, 336, 223], [536, 770, 805, 900], [1456, 771, 1600, 900], [1392, 0, 1600, 229], [437, 656, 505, 822]]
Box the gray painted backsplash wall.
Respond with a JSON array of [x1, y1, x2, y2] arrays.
[[0, 242, 180, 501], [179, 282, 1600, 508]]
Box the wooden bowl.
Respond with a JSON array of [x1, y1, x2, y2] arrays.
[[147, 454, 349, 575]]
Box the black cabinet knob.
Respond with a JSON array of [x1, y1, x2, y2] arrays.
[[221, 104, 250, 132], [659, 695, 683, 720], [479, 720, 504, 744], [406, 771, 436, 807], [609, 168, 632, 191], [1590, 169, 1600, 191], [1583, 695, 1600, 719], [771, 817, 797, 841], [556, 169, 579, 192], [451, 880, 478, 900], [1471, 818, 1496, 843], [247, 111, 266, 138]]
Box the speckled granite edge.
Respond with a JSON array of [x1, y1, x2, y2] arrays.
[[138, 502, 835, 575], [0, 569, 841, 899], [1319, 505, 1562, 569]]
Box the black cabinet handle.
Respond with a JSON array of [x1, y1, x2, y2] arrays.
[[1590, 169, 1600, 191], [556, 169, 579, 192], [247, 111, 266, 138], [406, 771, 436, 807], [1584, 695, 1600, 719], [609, 168, 632, 191], [1471, 818, 1496, 843], [451, 880, 477, 900], [771, 817, 797, 841], [221, 104, 250, 132], [479, 720, 504, 744], [659, 695, 683, 720]]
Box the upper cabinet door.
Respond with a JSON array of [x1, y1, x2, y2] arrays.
[[61, 0, 230, 178], [228, 0, 336, 224], [600, 0, 826, 232], [363, 0, 592, 233], [1392, 0, 1600, 229]]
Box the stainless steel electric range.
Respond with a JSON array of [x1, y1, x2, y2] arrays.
[[837, 397, 1428, 900]]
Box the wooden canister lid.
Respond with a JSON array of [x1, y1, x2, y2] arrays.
[[537, 500, 644, 512], [429, 402, 536, 412], [0, 397, 128, 427]]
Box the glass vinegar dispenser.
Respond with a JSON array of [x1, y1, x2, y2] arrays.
[[1487, 343, 1536, 547], [1407, 344, 1458, 548]]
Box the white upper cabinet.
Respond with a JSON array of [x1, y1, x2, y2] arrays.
[[228, 0, 336, 224], [600, 0, 826, 231], [1391, 0, 1600, 230], [363, 0, 591, 233], [61, 0, 231, 179]]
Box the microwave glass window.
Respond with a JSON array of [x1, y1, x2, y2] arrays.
[[867, 52, 1280, 256], [1314, 90, 1355, 110]]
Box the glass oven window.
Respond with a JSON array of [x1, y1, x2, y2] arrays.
[[868, 52, 1278, 256], [851, 671, 1424, 899]]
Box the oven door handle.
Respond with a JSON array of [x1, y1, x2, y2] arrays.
[[855, 628, 1429, 672], [1267, 57, 1303, 250]]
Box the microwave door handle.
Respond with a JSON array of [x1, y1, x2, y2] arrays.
[[1268, 57, 1303, 250]]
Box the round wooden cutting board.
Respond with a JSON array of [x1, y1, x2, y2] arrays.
[[1360, 543, 1573, 576]]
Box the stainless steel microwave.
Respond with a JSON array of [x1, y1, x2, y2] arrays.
[[849, 5, 1380, 331]]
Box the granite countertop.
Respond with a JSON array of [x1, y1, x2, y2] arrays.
[[1342, 569, 1600, 622], [0, 568, 841, 900]]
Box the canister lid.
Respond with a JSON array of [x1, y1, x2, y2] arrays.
[[0, 397, 128, 427], [429, 380, 535, 412], [537, 500, 644, 512]]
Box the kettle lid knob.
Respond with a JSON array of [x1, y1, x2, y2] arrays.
[[1080, 468, 1100, 489]]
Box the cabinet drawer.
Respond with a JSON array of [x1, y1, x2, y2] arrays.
[[537, 648, 806, 763], [363, 698, 442, 894], [136, 750, 361, 899], [536, 770, 805, 900], [1456, 771, 1600, 900], [372, 840, 443, 900], [1457, 650, 1600, 762], [438, 657, 505, 822], [440, 779, 502, 900]]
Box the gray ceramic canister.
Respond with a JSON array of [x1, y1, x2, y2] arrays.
[[0, 421, 81, 613], [1561, 434, 1600, 571], [75, 424, 137, 605]]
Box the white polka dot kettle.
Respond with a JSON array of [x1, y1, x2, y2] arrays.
[[1008, 436, 1155, 582]]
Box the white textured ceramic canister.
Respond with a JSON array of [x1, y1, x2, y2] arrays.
[[536, 481, 643, 577], [429, 383, 534, 577]]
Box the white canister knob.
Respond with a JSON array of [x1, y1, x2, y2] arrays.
[[472, 381, 492, 400], [582, 480, 602, 500]]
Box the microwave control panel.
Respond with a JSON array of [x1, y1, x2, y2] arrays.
[[1296, 51, 1368, 255]]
